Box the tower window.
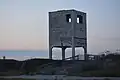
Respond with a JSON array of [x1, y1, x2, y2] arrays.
[[66, 14, 71, 22], [77, 15, 83, 23]]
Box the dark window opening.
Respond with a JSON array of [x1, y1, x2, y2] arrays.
[[77, 15, 83, 23], [66, 14, 71, 22]]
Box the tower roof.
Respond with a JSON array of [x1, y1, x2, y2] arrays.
[[49, 9, 86, 14]]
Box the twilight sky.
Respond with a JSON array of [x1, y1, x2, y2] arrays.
[[0, 0, 120, 57]]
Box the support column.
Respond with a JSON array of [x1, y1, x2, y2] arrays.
[[72, 37, 75, 60], [62, 47, 66, 60], [71, 11, 76, 60], [49, 47, 52, 59], [83, 46, 87, 60]]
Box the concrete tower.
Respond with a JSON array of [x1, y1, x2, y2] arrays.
[[49, 9, 87, 60]]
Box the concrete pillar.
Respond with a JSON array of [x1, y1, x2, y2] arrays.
[[62, 47, 66, 60], [71, 11, 76, 60], [83, 46, 87, 60], [72, 38, 75, 60], [49, 47, 52, 59]]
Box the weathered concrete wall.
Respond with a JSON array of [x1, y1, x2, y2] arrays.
[[49, 9, 87, 47]]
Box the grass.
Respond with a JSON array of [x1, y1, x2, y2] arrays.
[[79, 69, 120, 77], [0, 78, 36, 80]]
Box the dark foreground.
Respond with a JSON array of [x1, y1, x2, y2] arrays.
[[0, 53, 120, 77], [1, 75, 120, 80], [0, 78, 35, 80]]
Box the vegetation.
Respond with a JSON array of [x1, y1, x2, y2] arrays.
[[79, 69, 120, 77], [79, 53, 120, 77], [0, 78, 35, 80], [0, 58, 62, 76], [0, 52, 120, 77]]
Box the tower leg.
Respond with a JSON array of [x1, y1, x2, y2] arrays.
[[49, 47, 52, 59], [72, 37, 75, 60], [71, 11, 76, 60], [62, 47, 66, 60], [83, 46, 87, 60]]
